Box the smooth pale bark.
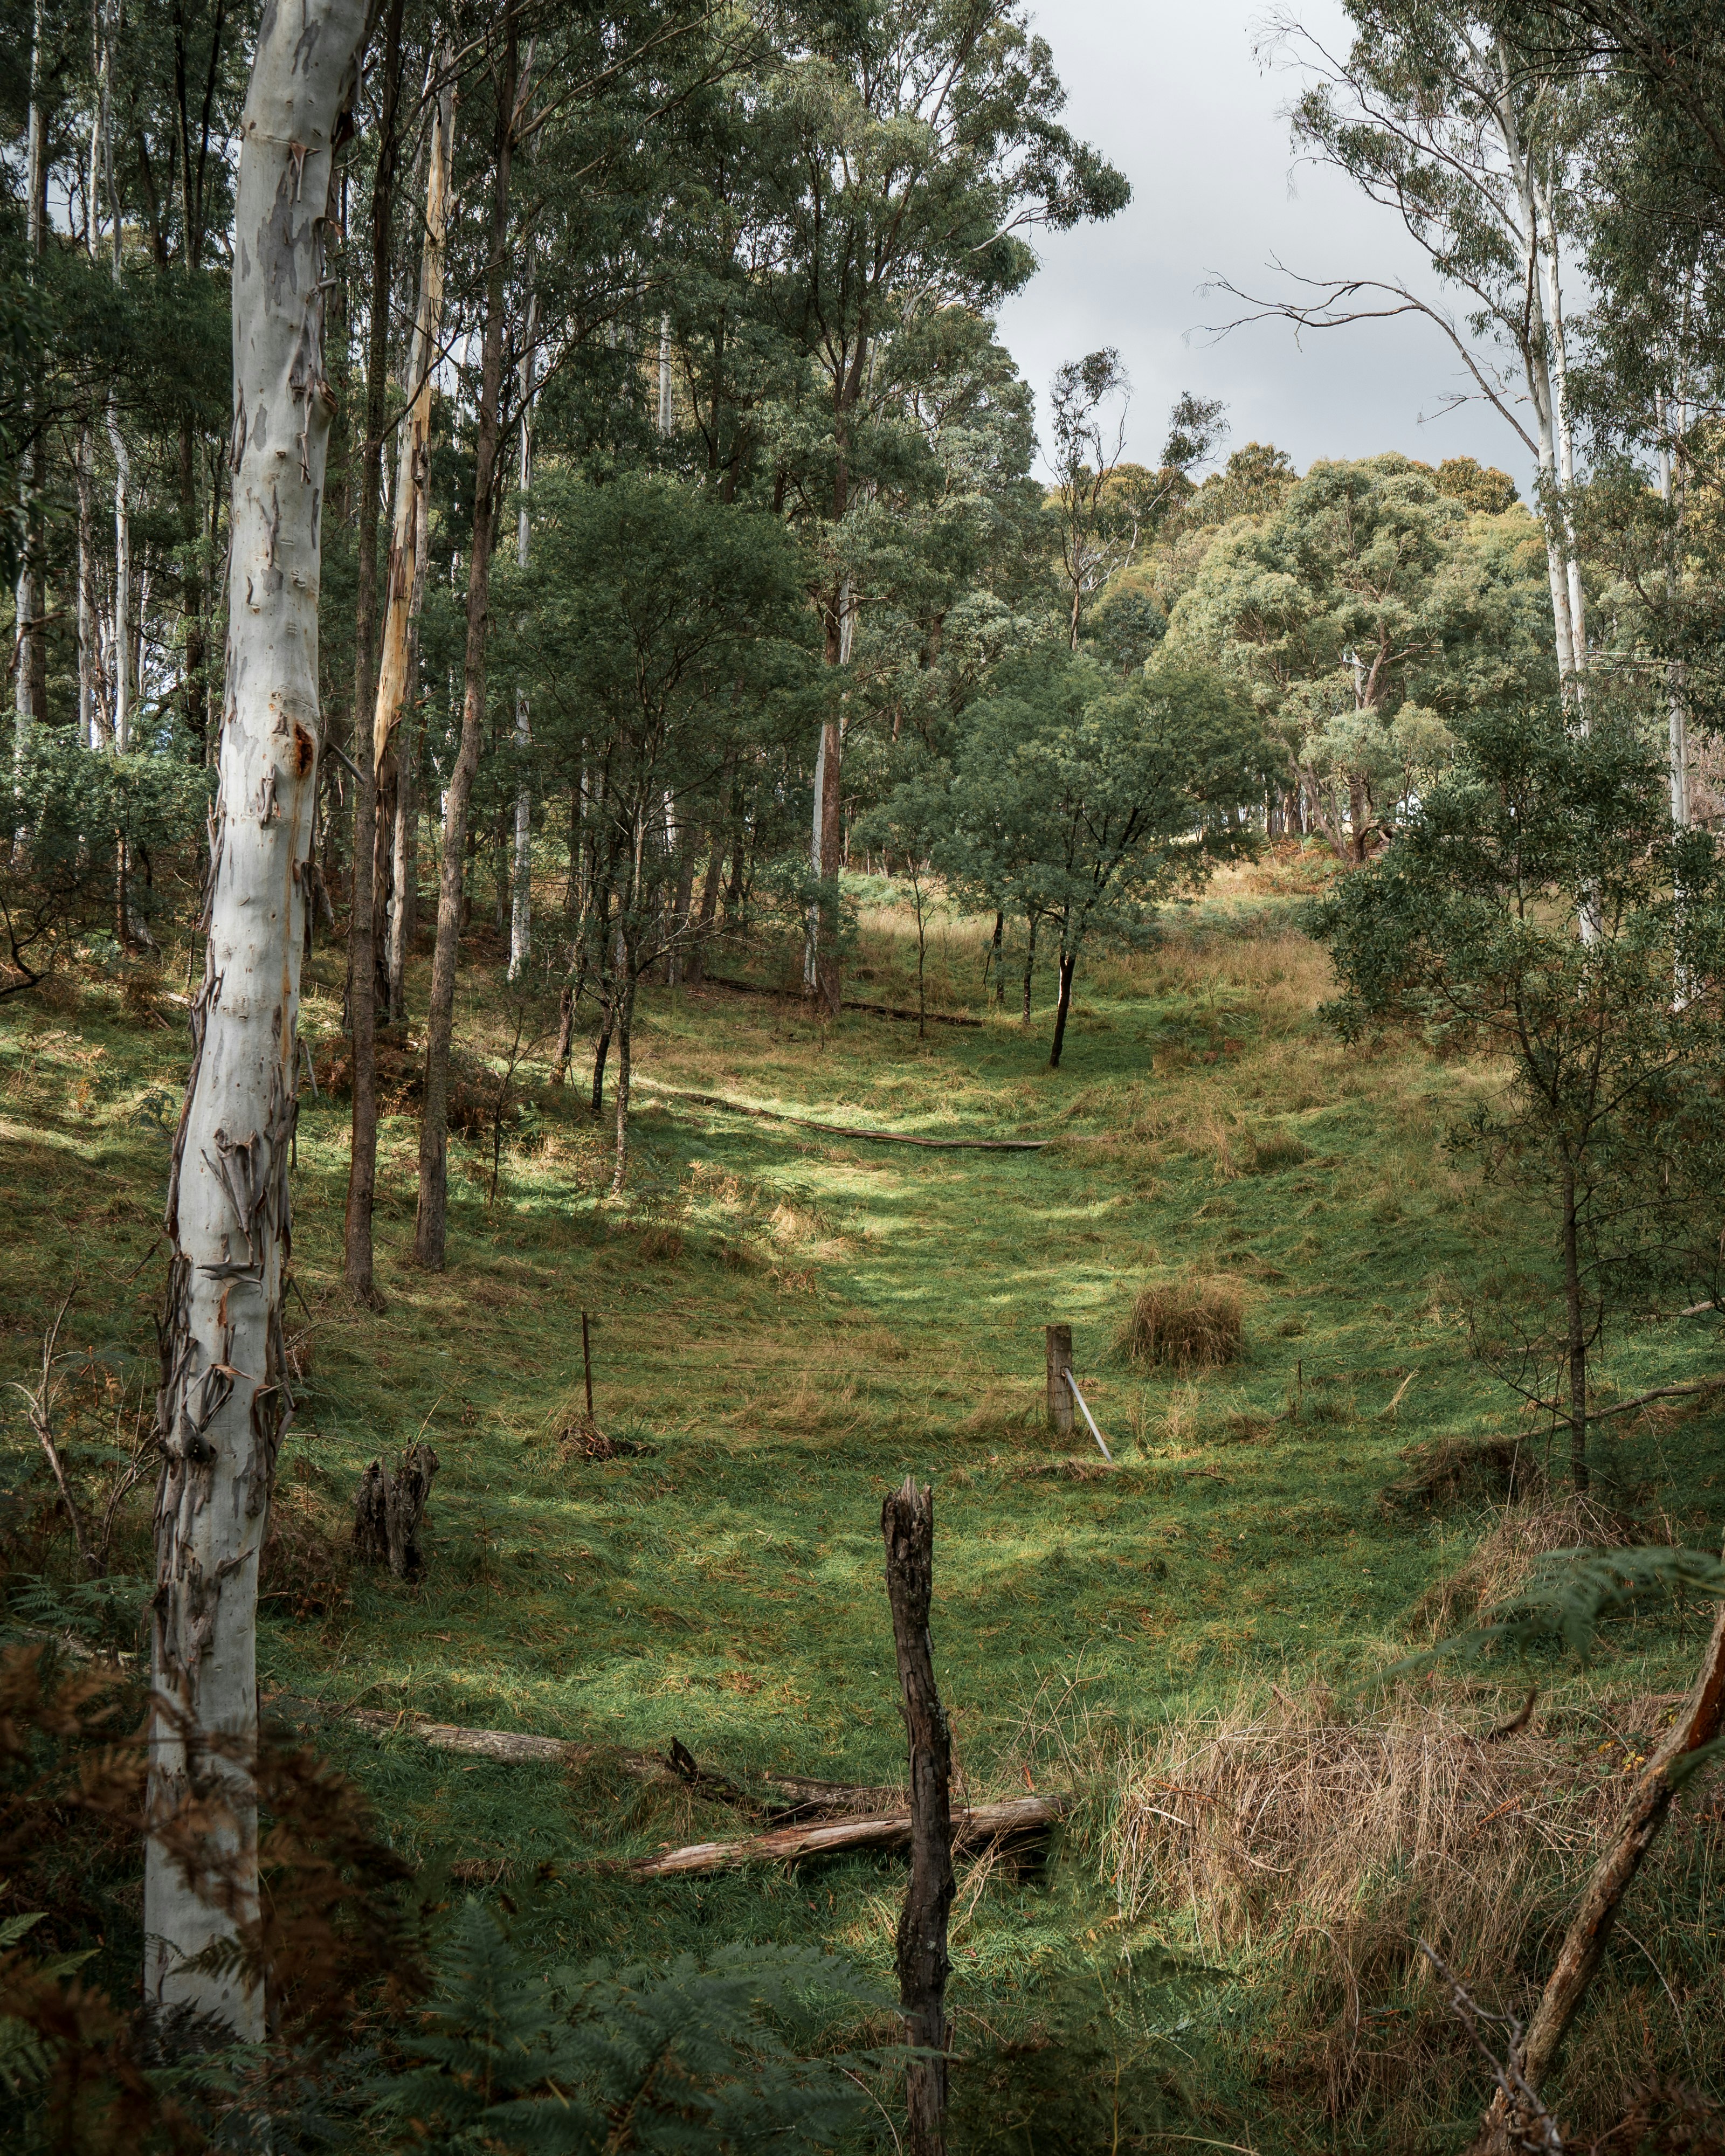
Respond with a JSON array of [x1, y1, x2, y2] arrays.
[[76, 430, 99, 745], [146, 0, 369, 2035], [804, 579, 852, 1010], [1489, 50, 1581, 685], [415, 23, 518, 1269], [343, 0, 405, 1308]]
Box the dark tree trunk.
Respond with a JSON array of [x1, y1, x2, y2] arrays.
[[1562, 1164, 1589, 1491], [343, 0, 405, 1306], [591, 988, 615, 1117], [610, 970, 636, 1194], [1048, 949, 1076, 1070], [178, 420, 205, 742], [1022, 913, 1039, 1025], [881, 1476, 953, 2156], [552, 978, 577, 1084]]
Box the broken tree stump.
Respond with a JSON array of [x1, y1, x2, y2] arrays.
[[353, 1441, 439, 1578], [1046, 1324, 1074, 1436], [882, 1474, 954, 2156]]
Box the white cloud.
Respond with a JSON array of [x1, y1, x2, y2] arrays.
[[997, 0, 1531, 490]]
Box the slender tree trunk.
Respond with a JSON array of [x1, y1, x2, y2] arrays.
[[99, 12, 132, 758], [1022, 912, 1038, 1024], [76, 429, 99, 746], [12, 0, 44, 785], [378, 51, 454, 1019], [415, 23, 518, 1270], [178, 419, 205, 742], [1562, 1163, 1588, 1491], [343, 0, 406, 1308], [591, 997, 614, 1117], [610, 969, 636, 1195], [988, 909, 1003, 1007], [388, 477, 431, 1018], [881, 1477, 954, 2156], [552, 979, 576, 1084], [1048, 946, 1076, 1070], [509, 280, 537, 986], [146, 0, 367, 2034]]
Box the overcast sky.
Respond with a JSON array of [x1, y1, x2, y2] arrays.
[[995, 0, 1530, 495]]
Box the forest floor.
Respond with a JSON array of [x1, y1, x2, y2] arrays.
[[4, 851, 1723, 2152]]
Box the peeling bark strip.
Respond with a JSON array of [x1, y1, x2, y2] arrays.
[[882, 1476, 955, 2156], [147, 0, 371, 2038]]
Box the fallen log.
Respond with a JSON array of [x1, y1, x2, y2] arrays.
[[700, 973, 984, 1029], [629, 1794, 1065, 1878], [289, 1703, 891, 1816]]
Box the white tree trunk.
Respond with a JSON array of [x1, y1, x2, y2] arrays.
[[146, 0, 369, 2036], [75, 430, 98, 746], [98, 5, 132, 755], [1489, 51, 1579, 687]]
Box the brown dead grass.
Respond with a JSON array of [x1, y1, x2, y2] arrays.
[[1414, 1491, 1668, 1635], [1118, 1274, 1244, 1370], [1087, 1680, 1719, 2142]]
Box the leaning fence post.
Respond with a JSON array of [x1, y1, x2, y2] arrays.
[[1046, 1324, 1073, 1436], [881, 1475, 954, 2156]]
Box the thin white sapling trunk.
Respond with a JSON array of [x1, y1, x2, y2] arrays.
[[146, 0, 370, 2035]]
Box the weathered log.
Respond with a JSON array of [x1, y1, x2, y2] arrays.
[[628, 1795, 1063, 1878], [352, 1441, 439, 1578], [321, 1706, 894, 1816], [1469, 1593, 1725, 2153], [699, 972, 984, 1028], [883, 1475, 954, 2156]]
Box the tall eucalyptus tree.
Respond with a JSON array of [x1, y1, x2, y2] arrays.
[[148, 0, 371, 2033]]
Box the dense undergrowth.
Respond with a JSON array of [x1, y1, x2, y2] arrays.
[[3, 854, 1723, 2151]]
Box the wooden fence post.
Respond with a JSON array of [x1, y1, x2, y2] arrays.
[[1046, 1324, 1073, 1436], [881, 1475, 954, 2156]]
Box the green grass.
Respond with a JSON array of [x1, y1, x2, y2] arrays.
[[5, 862, 1723, 2151]]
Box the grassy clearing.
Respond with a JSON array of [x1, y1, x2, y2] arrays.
[[4, 859, 1723, 2150]]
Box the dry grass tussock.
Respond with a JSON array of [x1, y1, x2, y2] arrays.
[[1062, 1681, 1723, 2140], [1118, 1273, 1243, 1369], [1413, 1489, 1675, 1634]]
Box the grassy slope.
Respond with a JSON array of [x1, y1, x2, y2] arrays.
[[4, 859, 1721, 2149]]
